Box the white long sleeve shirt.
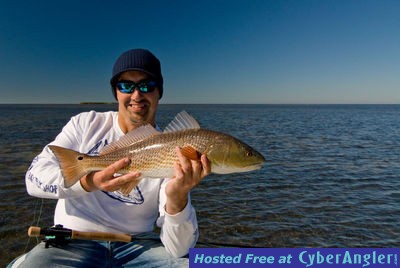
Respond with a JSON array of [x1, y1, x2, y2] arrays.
[[25, 110, 199, 257]]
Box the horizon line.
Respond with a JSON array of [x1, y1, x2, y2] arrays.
[[0, 102, 400, 105]]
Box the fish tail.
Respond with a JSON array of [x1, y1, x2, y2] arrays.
[[48, 145, 91, 188]]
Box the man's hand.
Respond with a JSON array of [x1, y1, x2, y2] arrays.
[[165, 147, 211, 215], [80, 158, 141, 192]]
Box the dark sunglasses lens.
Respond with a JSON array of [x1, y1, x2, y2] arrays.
[[117, 81, 157, 94], [138, 81, 157, 93], [117, 82, 134, 93]]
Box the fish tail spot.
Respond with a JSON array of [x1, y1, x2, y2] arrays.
[[48, 145, 89, 188]]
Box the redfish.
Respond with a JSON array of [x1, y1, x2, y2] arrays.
[[49, 111, 265, 195]]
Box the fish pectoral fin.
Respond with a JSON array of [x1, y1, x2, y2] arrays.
[[119, 179, 141, 196], [180, 146, 201, 160]]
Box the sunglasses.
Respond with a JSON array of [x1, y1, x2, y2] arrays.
[[116, 80, 158, 94]]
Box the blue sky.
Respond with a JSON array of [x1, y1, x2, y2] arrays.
[[0, 0, 399, 104]]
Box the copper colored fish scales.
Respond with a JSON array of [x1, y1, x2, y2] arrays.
[[49, 111, 265, 195]]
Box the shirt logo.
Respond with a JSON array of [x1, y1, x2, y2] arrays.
[[102, 188, 144, 204], [88, 140, 144, 204]]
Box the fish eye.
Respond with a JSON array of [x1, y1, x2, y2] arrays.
[[77, 156, 84, 160], [246, 151, 253, 157]]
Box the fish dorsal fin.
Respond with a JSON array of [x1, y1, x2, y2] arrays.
[[100, 124, 160, 155], [164, 111, 200, 133]]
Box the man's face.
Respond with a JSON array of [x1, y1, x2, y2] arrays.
[[116, 70, 160, 132]]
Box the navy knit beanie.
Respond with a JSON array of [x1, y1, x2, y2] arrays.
[[110, 49, 164, 99]]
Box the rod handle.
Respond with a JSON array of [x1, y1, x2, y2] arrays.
[[28, 226, 132, 243], [72, 230, 132, 243]]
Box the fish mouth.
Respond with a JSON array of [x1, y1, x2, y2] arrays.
[[245, 163, 264, 171], [214, 163, 265, 174]]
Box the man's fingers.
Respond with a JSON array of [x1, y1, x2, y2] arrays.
[[102, 171, 141, 192], [116, 171, 141, 186], [174, 147, 210, 182], [174, 161, 183, 179], [105, 158, 131, 176], [175, 147, 193, 174], [201, 154, 211, 177]]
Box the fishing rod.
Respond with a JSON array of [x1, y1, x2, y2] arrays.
[[28, 225, 132, 248], [29, 225, 262, 249]]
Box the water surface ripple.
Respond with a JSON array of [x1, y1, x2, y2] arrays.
[[1, 104, 399, 266]]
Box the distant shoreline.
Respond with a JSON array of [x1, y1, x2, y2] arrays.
[[0, 103, 399, 106], [79, 102, 117, 105]]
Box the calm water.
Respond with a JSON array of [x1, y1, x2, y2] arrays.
[[1, 104, 400, 265]]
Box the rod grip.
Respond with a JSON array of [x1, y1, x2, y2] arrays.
[[27, 226, 132, 243], [71, 230, 132, 243]]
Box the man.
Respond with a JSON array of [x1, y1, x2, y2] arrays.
[[10, 48, 210, 267]]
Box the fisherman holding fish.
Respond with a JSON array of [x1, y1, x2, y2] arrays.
[[9, 49, 264, 267]]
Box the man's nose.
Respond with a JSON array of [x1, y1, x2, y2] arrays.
[[130, 87, 143, 99]]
